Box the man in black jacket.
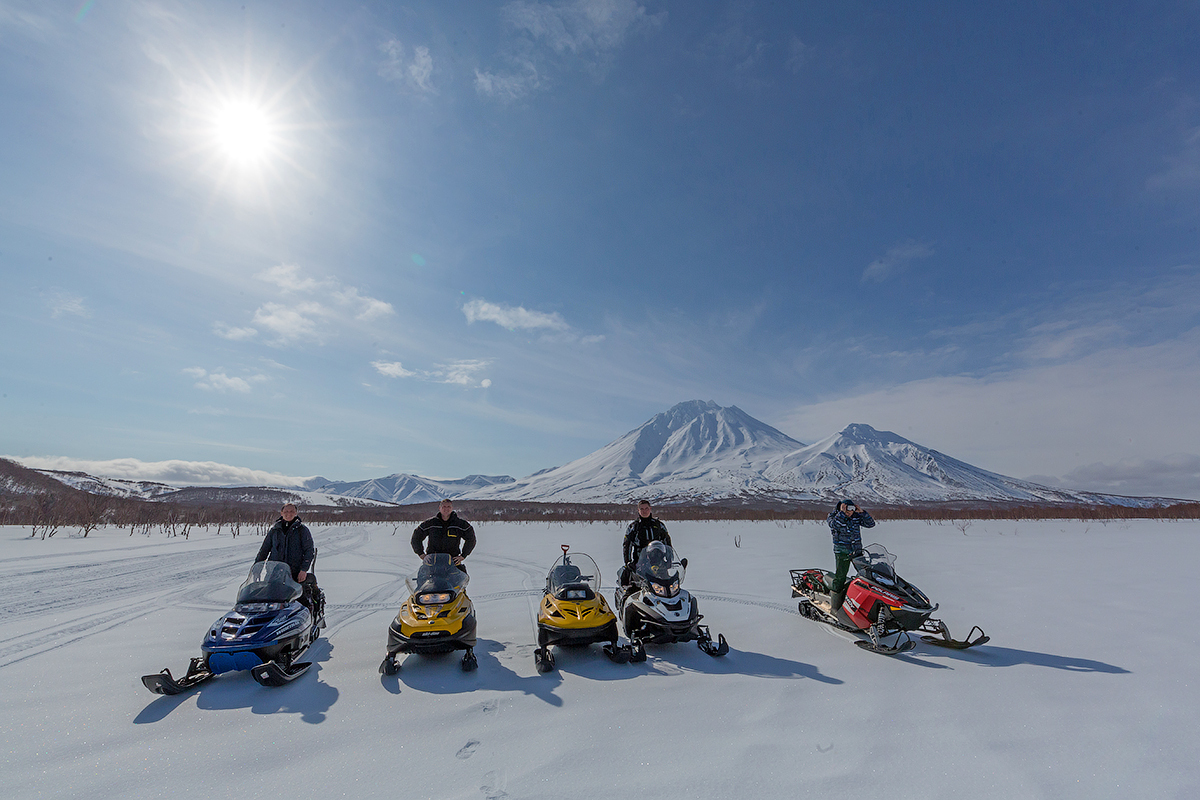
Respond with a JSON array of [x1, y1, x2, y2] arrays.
[[619, 500, 672, 586], [255, 503, 323, 619], [412, 499, 476, 570]]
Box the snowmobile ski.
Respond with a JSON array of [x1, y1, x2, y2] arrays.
[[920, 622, 990, 649], [697, 626, 729, 657], [251, 659, 312, 687], [140, 658, 213, 696]]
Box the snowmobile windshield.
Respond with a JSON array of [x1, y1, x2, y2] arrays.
[[407, 553, 468, 598], [236, 561, 303, 604], [547, 552, 601, 600], [634, 541, 685, 589], [853, 544, 899, 584]]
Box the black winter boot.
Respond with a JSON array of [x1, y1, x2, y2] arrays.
[[830, 589, 846, 612]]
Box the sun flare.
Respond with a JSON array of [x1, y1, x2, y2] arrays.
[[213, 100, 273, 164]]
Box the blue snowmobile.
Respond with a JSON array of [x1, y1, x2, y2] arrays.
[[141, 560, 325, 695]]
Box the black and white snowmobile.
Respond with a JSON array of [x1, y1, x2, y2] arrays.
[[614, 541, 728, 661], [791, 543, 989, 655], [141, 560, 326, 695]]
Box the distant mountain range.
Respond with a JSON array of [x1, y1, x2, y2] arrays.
[[25, 401, 1179, 508]]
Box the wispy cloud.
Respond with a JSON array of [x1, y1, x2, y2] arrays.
[[48, 291, 88, 318], [1027, 454, 1200, 501], [182, 367, 264, 393], [474, 60, 542, 102], [213, 321, 258, 341], [372, 358, 492, 388], [252, 301, 326, 345], [462, 298, 570, 331], [218, 264, 395, 346], [371, 360, 417, 379], [9, 455, 314, 487], [503, 0, 664, 57], [0, 3, 54, 37], [435, 359, 492, 387], [378, 39, 437, 95], [862, 240, 934, 284], [476, 0, 665, 100]]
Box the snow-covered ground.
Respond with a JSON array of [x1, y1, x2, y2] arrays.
[[1, 519, 1195, 799]]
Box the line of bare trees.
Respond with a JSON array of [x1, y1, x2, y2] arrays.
[[5, 491, 1199, 540]]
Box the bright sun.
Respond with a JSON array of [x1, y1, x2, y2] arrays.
[[213, 100, 273, 164]]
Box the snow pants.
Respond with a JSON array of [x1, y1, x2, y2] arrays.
[[832, 549, 855, 594]]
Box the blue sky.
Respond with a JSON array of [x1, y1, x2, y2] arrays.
[[2, 1, 1200, 499]]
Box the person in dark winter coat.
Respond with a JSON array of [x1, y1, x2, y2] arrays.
[[826, 499, 875, 611], [412, 499, 476, 569], [256, 503, 323, 618], [619, 500, 672, 585]]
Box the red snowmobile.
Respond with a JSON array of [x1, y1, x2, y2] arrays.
[[791, 543, 989, 655]]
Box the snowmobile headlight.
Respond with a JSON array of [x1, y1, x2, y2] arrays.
[[652, 580, 680, 598], [417, 592, 452, 605], [565, 589, 588, 600]]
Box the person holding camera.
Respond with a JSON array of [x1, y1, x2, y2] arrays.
[[827, 499, 875, 612]]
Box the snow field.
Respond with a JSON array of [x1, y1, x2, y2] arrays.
[[0, 519, 1196, 799]]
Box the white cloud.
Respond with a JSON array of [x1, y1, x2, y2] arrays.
[[258, 263, 321, 293], [332, 286, 395, 321], [372, 360, 417, 379], [183, 367, 263, 394], [232, 265, 394, 346], [9, 455, 314, 488], [434, 359, 491, 386], [475, 61, 542, 101], [862, 240, 934, 284], [49, 292, 87, 318], [252, 301, 327, 344], [462, 298, 570, 331], [372, 358, 492, 388], [378, 40, 437, 95], [213, 321, 258, 341]]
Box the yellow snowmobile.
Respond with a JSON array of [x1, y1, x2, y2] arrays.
[[380, 553, 477, 674], [534, 545, 631, 672]]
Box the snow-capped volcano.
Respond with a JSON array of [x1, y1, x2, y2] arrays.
[[469, 403, 1165, 506], [473, 400, 807, 503], [308, 473, 516, 505], [763, 423, 1104, 504]]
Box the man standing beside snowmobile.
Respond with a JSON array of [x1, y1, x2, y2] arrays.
[[619, 500, 672, 586], [412, 499, 476, 571], [256, 503, 324, 619], [827, 499, 875, 611]]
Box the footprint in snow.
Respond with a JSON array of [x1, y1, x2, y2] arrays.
[[481, 770, 508, 799], [456, 740, 480, 760]]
